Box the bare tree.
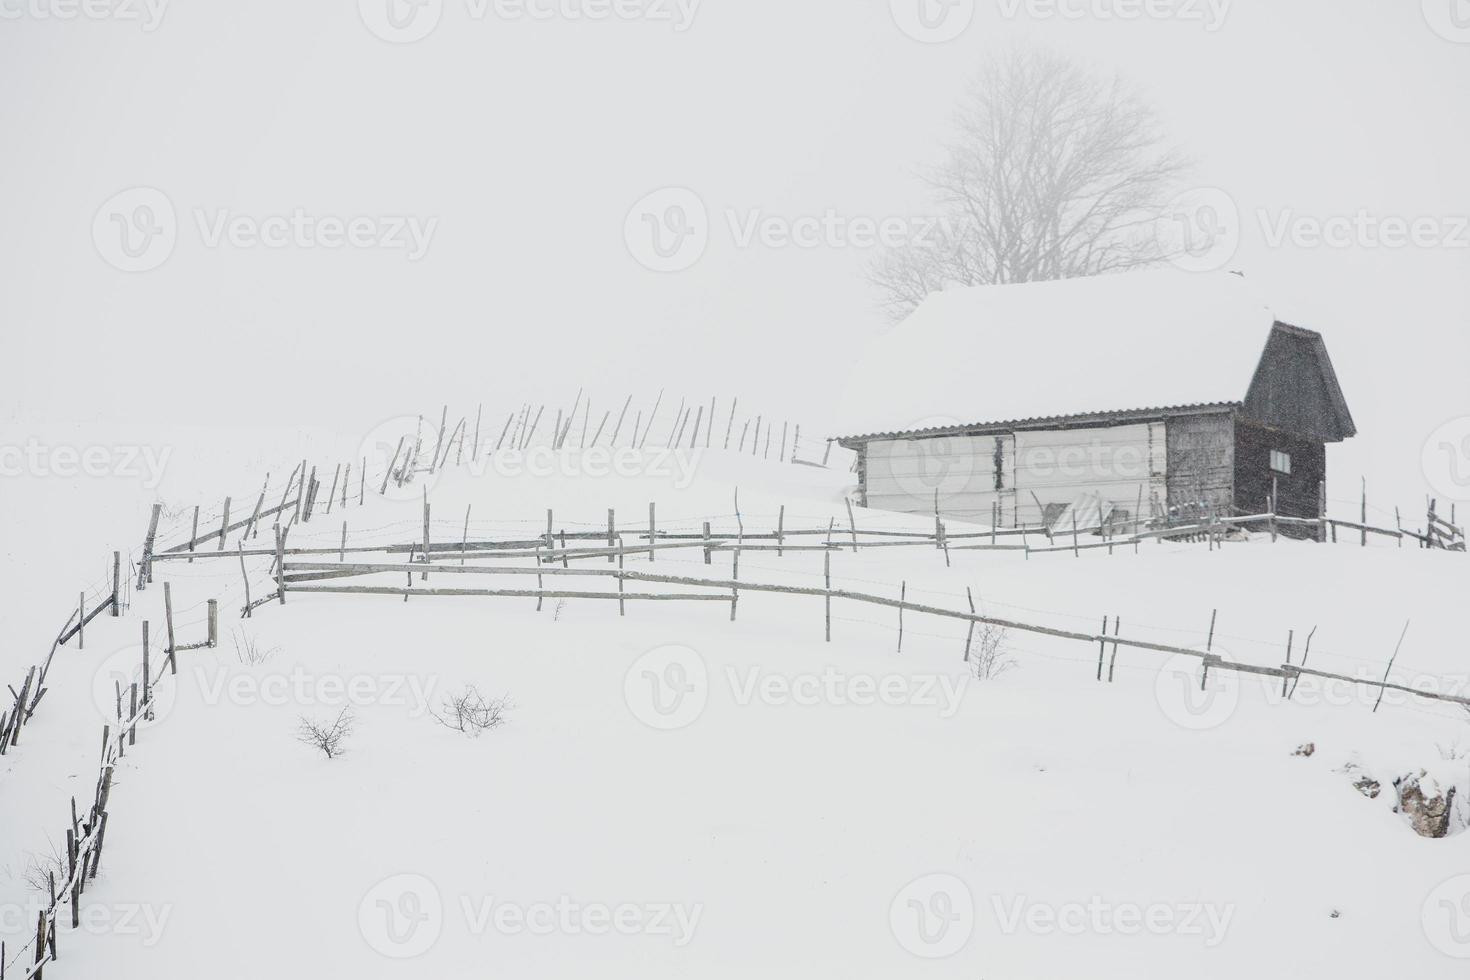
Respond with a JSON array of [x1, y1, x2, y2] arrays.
[[432, 686, 512, 736], [296, 707, 354, 759], [969, 623, 1015, 682], [870, 48, 1191, 322], [232, 628, 278, 666]]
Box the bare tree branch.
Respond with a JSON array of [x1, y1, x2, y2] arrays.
[[869, 48, 1192, 321]]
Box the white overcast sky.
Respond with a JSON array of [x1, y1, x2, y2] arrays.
[[2, 0, 1467, 508]]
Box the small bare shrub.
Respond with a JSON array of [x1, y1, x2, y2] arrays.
[[432, 686, 512, 736], [296, 707, 354, 759], [968, 623, 1015, 681], [232, 629, 278, 666], [552, 598, 567, 622], [21, 841, 67, 895]]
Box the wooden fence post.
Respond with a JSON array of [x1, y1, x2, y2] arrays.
[[218, 497, 231, 550], [163, 582, 176, 674], [1317, 480, 1327, 543], [137, 503, 161, 590], [963, 587, 976, 661], [189, 505, 199, 563], [730, 551, 739, 621], [111, 551, 121, 615], [608, 509, 616, 564], [824, 551, 832, 642], [897, 581, 906, 653], [381, 436, 405, 495], [648, 503, 656, 563], [421, 494, 430, 581], [207, 599, 218, 648], [274, 524, 285, 604], [1361, 478, 1368, 548]]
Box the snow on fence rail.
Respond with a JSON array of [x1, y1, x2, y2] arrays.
[[1, 555, 126, 760], [1, 603, 217, 980]]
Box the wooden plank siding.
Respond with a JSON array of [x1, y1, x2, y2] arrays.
[[1234, 420, 1326, 527], [1165, 411, 1236, 520]]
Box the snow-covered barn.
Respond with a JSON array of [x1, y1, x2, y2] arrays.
[[837, 270, 1357, 531]]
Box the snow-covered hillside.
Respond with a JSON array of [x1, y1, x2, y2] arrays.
[[4, 432, 1470, 979]]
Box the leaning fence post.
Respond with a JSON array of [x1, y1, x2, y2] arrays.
[[218, 496, 231, 551], [963, 587, 976, 662], [137, 503, 162, 590], [163, 582, 177, 674], [111, 551, 121, 616], [189, 505, 199, 563], [897, 581, 906, 653]]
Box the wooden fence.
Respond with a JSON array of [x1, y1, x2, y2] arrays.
[[1, 604, 215, 980]]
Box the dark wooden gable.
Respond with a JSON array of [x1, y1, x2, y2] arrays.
[[1240, 322, 1356, 443]]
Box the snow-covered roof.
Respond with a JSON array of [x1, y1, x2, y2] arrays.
[[839, 270, 1282, 440]]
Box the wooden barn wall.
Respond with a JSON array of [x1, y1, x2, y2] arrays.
[[1242, 329, 1351, 442], [862, 434, 1018, 526], [1012, 423, 1166, 528], [1164, 413, 1236, 519], [1234, 421, 1325, 525]]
